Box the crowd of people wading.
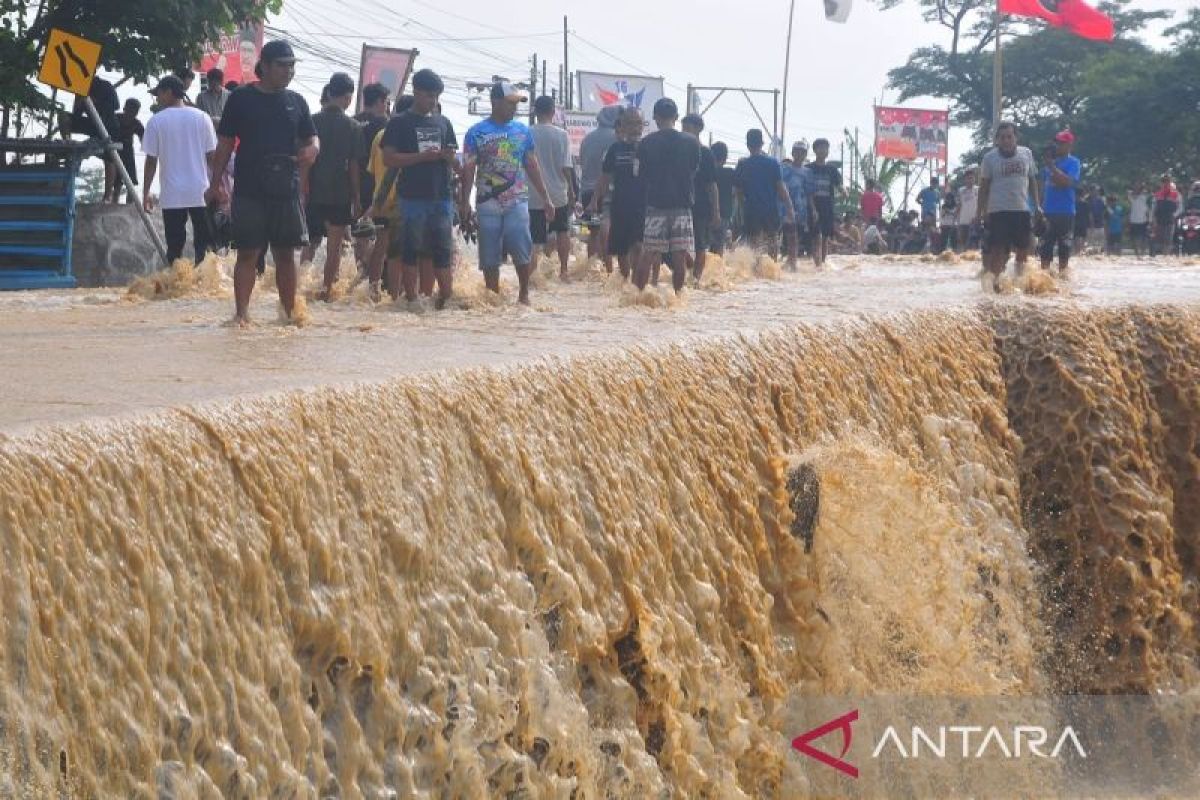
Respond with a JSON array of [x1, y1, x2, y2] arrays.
[[74, 40, 1200, 321]]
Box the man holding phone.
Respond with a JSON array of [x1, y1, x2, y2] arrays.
[[1039, 130, 1081, 276], [381, 68, 459, 307]]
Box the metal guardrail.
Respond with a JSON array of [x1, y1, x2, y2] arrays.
[[0, 138, 105, 289]]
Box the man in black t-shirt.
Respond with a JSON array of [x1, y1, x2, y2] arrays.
[[303, 72, 363, 299], [634, 98, 700, 293], [592, 107, 646, 280], [353, 82, 391, 263], [207, 40, 319, 324], [711, 142, 736, 255], [380, 68, 458, 306], [681, 114, 720, 285]]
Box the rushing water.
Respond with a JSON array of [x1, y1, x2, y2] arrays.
[[0, 254, 1198, 797]]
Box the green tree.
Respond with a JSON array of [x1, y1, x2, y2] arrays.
[[878, 0, 1189, 187], [0, 0, 278, 120]]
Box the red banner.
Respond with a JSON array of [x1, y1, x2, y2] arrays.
[[999, 0, 1114, 41], [874, 106, 949, 170], [357, 45, 417, 113], [197, 23, 264, 86]]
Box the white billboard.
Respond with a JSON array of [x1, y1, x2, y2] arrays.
[[576, 70, 666, 116]]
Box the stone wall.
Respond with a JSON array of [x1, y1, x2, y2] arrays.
[[72, 203, 172, 287]]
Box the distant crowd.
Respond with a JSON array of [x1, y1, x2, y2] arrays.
[[67, 39, 1200, 318]]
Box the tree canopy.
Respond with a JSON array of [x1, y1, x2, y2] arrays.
[[879, 0, 1198, 189], [0, 0, 278, 117]]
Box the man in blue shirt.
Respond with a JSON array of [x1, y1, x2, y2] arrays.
[[916, 177, 941, 237], [781, 141, 811, 270], [1039, 129, 1081, 275], [734, 129, 794, 260]]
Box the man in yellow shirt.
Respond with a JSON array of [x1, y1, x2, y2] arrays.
[[363, 96, 414, 300]]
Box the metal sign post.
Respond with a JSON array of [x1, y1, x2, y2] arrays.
[[83, 97, 168, 266]]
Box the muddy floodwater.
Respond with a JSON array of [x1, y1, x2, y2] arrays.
[[1, 252, 1199, 798]]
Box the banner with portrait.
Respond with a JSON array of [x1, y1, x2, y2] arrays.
[[197, 22, 264, 87], [357, 45, 417, 113], [874, 106, 949, 170]]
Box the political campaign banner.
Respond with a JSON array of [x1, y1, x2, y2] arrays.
[[577, 70, 664, 115], [874, 106, 949, 169], [561, 111, 597, 158], [357, 45, 417, 113], [197, 22, 263, 87]]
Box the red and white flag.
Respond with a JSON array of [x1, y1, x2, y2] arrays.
[[999, 0, 1114, 42]]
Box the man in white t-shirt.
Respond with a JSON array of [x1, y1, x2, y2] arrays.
[[528, 95, 575, 280], [955, 167, 979, 252], [142, 75, 218, 263], [1127, 181, 1151, 257]]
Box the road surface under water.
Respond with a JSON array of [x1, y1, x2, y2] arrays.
[[2, 251, 1198, 433]]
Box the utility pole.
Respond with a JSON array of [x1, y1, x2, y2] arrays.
[[542, 60, 548, 102], [530, 53, 538, 123], [563, 16, 570, 110], [992, 0, 1003, 130]]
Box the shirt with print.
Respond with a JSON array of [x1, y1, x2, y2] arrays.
[[217, 86, 316, 199], [529, 123, 572, 210], [979, 146, 1036, 213], [310, 105, 363, 205], [805, 162, 842, 200], [693, 143, 717, 218], [602, 140, 645, 216], [636, 128, 700, 210], [367, 129, 398, 219], [1041, 155, 1080, 215], [464, 118, 535, 208], [734, 153, 783, 218], [381, 111, 458, 202]]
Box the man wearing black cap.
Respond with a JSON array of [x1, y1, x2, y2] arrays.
[[680, 113, 719, 283], [207, 40, 319, 324], [142, 75, 218, 264], [302, 72, 363, 299], [461, 81, 556, 305], [529, 95, 575, 280], [381, 68, 458, 306], [634, 98, 699, 293]]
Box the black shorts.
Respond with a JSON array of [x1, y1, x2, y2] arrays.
[[813, 199, 836, 237], [744, 210, 781, 238], [692, 209, 713, 252], [1038, 213, 1074, 261], [1073, 214, 1090, 238], [985, 211, 1032, 254], [1130, 223, 1149, 240], [608, 203, 644, 257], [306, 202, 354, 244], [386, 219, 405, 260], [231, 194, 308, 251], [530, 206, 570, 244]]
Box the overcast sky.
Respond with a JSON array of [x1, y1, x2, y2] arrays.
[[270, 0, 1187, 172]]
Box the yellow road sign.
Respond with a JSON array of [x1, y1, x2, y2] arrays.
[[38, 29, 102, 96]]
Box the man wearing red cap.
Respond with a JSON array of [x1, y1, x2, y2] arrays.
[[1038, 129, 1081, 276]]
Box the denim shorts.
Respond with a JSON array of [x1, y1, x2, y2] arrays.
[[399, 199, 454, 269], [477, 199, 532, 269]]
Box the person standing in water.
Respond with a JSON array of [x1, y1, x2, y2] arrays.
[[1038, 129, 1081, 277], [529, 95, 576, 281], [976, 121, 1041, 291], [207, 41, 319, 324], [461, 81, 556, 305], [680, 113, 719, 285], [592, 107, 646, 280], [806, 138, 842, 268], [634, 98, 699, 293]]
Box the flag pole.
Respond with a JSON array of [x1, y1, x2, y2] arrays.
[[780, 0, 797, 158], [992, 0, 1003, 131]]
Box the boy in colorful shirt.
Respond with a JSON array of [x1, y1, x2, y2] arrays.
[[461, 81, 556, 305]]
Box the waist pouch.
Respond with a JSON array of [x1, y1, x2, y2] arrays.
[[261, 154, 298, 199]]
